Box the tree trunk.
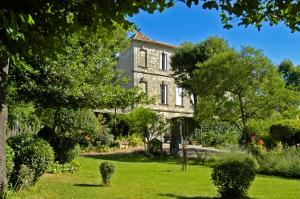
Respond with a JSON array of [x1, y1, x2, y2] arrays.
[[0, 57, 9, 197]]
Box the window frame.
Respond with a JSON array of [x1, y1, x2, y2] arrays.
[[137, 48, 147, 68], [160, 83, 168, 105]]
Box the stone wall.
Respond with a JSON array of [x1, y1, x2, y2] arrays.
[[118, 40, 194, 119]]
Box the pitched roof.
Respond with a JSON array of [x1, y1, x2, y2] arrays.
[[132, 32, 176, 49]]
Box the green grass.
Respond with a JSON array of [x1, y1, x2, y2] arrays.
[[13, 153, 300, 199]]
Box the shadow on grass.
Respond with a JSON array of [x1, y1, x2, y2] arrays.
[[73, 183, 103, 187], [158, 193, 218, 199], [81, 152, 180, 164]]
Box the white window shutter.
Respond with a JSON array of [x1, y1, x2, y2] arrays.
[[165, 54, 168, 70], [159, 53, 163, 69]]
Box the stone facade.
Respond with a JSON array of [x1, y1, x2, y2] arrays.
[[118, 33, 194, 119]]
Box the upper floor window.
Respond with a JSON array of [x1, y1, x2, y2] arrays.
[[175, 86, 183, 106], [160, 52, 167, 70], [138, 48, 147, 68], [160, 83, 168, 104]]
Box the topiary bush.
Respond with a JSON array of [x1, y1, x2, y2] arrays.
[[269, 120, 300, 146], [7, 133, 54, 187], [5, 144, 15, 182], [211, 155, 256, 199], [99, 162, 115, 186], [56, 144, 81, 164]]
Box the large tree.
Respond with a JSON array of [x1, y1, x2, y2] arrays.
[[191, 47, 299, 144], [171, 37, 230, 106], [0, 1, 172, 195], [278, 60, 300, 92]]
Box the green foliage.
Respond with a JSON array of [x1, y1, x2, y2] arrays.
[[269, 120, 300, 146], [57, 144, 81, 165], [14, 164, 35, 191], [148, 138, 163, 156], [99, 162, 115, 186], [5, 144, 14, 181], [257, 146, 300, 178], [184, 0, 300, 32], [171, 37, 230, 104], [6, 102, 42, 137], [193, 120, 238, 147], [212, 152, 256, 198], [192, 47, 299, 145], [7, 133, 54, 187], [38, 108, 100, 163], [127, 134, 143, 148], [47, 160, 81, 174], [123, 107, 169, 150], [94, 133, 114, 147], [278, 60, 300, 91]]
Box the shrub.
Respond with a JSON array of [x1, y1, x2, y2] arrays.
[[269, 119, 300, 146], [5, 144, 15, 181], [127, 134, 143, 147], [148, 138, 162, 155], [99, 162, 115, 186], [212, 155, 256, 199], [257, 147, 300, 178], [193, 120, 238, 147], [38, 127, 79, 164], [57, 144, 81, 164], [94, 133, 114, 147], [14, 164, 35, 191], [7, 133, 54, 186], [47, 160, 81, 174]]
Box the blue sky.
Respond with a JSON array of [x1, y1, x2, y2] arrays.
[[129, 3, 300, 66]]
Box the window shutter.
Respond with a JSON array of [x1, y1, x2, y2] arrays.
[[159, 53, 163, 69], [165, 85, 168, 104], [165, 54, 168, 70]]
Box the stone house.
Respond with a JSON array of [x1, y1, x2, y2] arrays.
[[118, 32, 194, 119]]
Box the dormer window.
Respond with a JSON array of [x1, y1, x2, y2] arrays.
[[160, 52, 167, 70], [138, 48, 147, 68]]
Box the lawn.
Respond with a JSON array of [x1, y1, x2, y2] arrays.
[[14, 153, 300, 199]]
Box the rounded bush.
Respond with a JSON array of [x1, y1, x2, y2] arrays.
[[99, 162, 115, 186], [212, 159, 256, 199], [5, 144, 15, 181], [56, 144, 81, 164], [270, 120, 300, 146], [7, 133, 54, 185]]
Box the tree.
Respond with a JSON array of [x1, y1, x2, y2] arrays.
[[123, 107, 169, 154], [278, 60, 300, 91], [180, 0, 300, 32], [171, 37, 230, 106], [192, 47, 299, 145], [1, 1, 172, 193]]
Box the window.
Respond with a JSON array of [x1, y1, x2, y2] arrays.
[[160, 52, 167, 70], [139, 79, 147, 96], [176, 86, 183, 106], [138, 49, 147, 67], [160, 84, 168, 104]]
